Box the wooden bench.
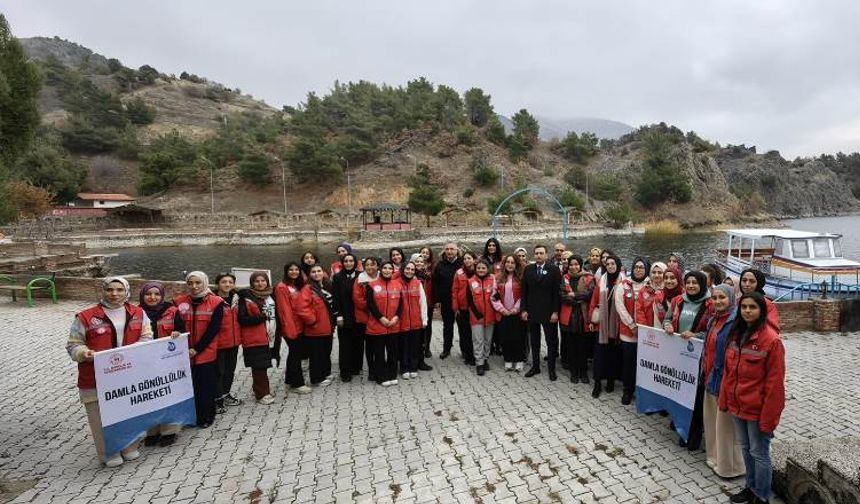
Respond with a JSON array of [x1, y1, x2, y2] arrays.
[[0, 272, 58, 307]]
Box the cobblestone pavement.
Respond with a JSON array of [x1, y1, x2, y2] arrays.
[[2, 300, 858, 504]]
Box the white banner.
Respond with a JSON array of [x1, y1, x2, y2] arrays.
[[94, 335, 196, 453], [635, 326, 704, 441]]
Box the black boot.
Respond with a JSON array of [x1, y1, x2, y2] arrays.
[[605, 380, 615, 393], [729, 487, 754, 503], [592, 381, 602, 398], [621, 392, 633, 405], [144, 434, 161, 447], [524, 367, 540, 378]]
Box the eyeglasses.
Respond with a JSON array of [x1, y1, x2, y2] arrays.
[[633, 265, 646, 270]]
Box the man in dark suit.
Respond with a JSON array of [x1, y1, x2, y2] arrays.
[[521, 244, 562, 380]]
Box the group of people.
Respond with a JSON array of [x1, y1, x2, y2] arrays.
[[66, 239, 785, 504]]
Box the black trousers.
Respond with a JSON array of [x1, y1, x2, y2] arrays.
[[594, 341, 622, 382], [306, 335, 333, 384], [686, 384, 705, 449], [400, 329, 421, 373], [456, 311, 474, 363], [568, 332, 592, 378], [529, 321, 559, 370], [191, 361, 217, 425], [215, 346, 239, 399], [338, 324, 365, 377], [440, 299, 455, 352], [285, 336, 307, 388], [368, 334, 399, 382], [621, 341, 638, 395], [423, 307, 433, 355], [498, 314, 527, 363], [560, 329, 570, 367]]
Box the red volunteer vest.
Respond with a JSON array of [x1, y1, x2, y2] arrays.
[[398, 276, 424, 332], [173, 293, 223, 365], [365, 277, 402, 336], [75, 303, 145, 389]]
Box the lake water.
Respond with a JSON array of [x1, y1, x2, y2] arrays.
[[99, 215, 860, 281]]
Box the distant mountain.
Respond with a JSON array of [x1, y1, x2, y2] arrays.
[[20, 36, 113, 74], [496, 114, 634, 141]]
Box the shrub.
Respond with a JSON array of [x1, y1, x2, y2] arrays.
[[462, 187, 475, 198], [558, 187, 583, 210], [124, 97, 156, 125], [559, 131, 598, 163], [486, 193, 511, 214], [471, 153, 498, 186], [563, 166, 587, 190], [605, 203, 634, 228], [592, 175, 623, 201], [237, 151, 272, 185], [137, 131, 198, 194], [455, 126, 478, 146], [485, 116, 507, 146], [14, 137, 87, 203], [507, 135, 528, 163], [634, 130, 692, 207], [60, 118, 120, 153], [408, 185, 446, 226]]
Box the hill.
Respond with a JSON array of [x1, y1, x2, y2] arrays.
[[10, 36, 860, 228]]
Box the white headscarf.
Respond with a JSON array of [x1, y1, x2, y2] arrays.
[[101, 276, 130, 309], [186, 271, 210, 299]]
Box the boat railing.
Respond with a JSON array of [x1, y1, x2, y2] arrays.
[[773, 281, 860, 302]]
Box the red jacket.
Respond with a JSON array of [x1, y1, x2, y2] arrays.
[[668, 294, 714, 334], [719, 324, 786, 433], [296, 285, 334, 337], [466, 274, 498, 327], [617, 280, 637, 340], [635, 284, 659, 328], [559, 273, 595, 331], [156, 305, 179, 338], [238, 298, 272, 348], [217, 300, 241, 349], [75, 303, 145, 389], [274, 282, 304, 339], [365, 277, 402, 336], [173, 293, 223, 365], [451, 268, 473, 312], [352, 278, 370, 325], [398, 276, 425, 332]]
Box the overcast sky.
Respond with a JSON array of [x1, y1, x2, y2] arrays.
[[4, 0, 860, 157]]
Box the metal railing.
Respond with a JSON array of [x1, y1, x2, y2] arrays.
[[773, 280, 860, 301]]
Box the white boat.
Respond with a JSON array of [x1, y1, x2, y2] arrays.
[[715, 228, 860, 300]]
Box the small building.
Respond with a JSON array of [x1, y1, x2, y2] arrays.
[[50, 207, 108, 218], [73, 193, 136, 209], [106, 204, 164, 225], [360, 203, 412, 231]]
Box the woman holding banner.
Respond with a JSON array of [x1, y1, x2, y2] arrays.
[[173, 271, 223, 429], [138, 281, 183, 447], [67, 277, 153, 467], [720, 292, 785, 504], [700, 284, 745, 479]]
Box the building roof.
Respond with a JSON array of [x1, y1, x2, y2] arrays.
[[725, 228, 841, 240], [359, 203, 408, 211], [76, 193, 136, 201]]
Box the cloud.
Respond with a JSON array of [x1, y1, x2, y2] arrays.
[[4, 0, 860, 157]]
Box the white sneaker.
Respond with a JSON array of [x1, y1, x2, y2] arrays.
[[301, 359, 309, 371], [382, 380, 393, 387], [505, 362, 513, 371], [390, 379, 398, 386], [257, 394, 275, 405], [293, 385, 312, 394], [317, 378, 332, 387], [402, 373, 411, 380], [122, 449, 140, 461], [105, 454, 124, 468], [325, 374, 333, 381], [409, 372, 418, 378], [515, 362, 524, 372]]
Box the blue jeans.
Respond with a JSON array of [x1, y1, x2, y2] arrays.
[[732, 417, 772, 500]]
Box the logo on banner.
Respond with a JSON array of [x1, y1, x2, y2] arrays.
[[103, 352, 132, 374], [110, 354, 124, 366], [167, 341, 176, 352], [687, 341, 695, 352], [643, 330, 660, 349]]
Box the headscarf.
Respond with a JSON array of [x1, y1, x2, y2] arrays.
[[712, 283, 736, 310], [604, 255, 623, 287], [138, 281, 169, 323], [338, 242, 353, 254], [650, 261, 667, 289], [185, 271, 210, 299], [740, 268, 767, 295], [248, 271, 273, 299], [101, 276, 130, 309], [514, 247, 527, 257], [568, 254, 586, 279], [662, 265, 684, 300], [683, 271, 709, 302], [630, 256, 651, 283], [341, 253, 358, 272], [668, 252, 686, 272]]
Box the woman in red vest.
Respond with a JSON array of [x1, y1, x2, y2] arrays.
[[365, 261, 403, 386], [274, 262, 310, 394], [417, 248, 435, 359], [213, 273, 242, 413], [451, 251, 477, 365], [492, 255, 526, 372], [466, 260, 498, 376], [560, 255, 595, 384], [67, 277, 153, 467], [138, 281, 183, 448], [354, 257, 380, 380], [296, 264, 338, 386], [173, 271, 223, 428], [398, 261, 428, 379], [237, 271, 279, 404]]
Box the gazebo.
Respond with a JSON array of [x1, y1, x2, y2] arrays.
[[360, 203, 412, 231]]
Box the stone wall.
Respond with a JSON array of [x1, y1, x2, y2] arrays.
[[778, 301, 815, 331]]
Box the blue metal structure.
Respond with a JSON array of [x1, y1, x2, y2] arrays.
[[491, 186, 568, 239]]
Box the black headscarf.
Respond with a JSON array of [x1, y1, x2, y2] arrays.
[[604, 255, 622, 286], [631, 256, 651, 283], [740, 268, 767, 294], [568, 254, 585, 278], [683, 271, 709, 302]]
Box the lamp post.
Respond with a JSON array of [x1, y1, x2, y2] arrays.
[[278, 156, 287, 214]]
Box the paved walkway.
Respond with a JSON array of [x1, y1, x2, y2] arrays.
[[1, 300, 858, 503]]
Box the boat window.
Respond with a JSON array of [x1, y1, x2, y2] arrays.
[[834, 239, 843, 257], [773, 239, 784, 256], [813, 238, 832, 258], [791, 240, 810, 259]]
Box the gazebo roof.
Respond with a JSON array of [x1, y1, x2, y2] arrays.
[[359, 203, 409, 212]]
